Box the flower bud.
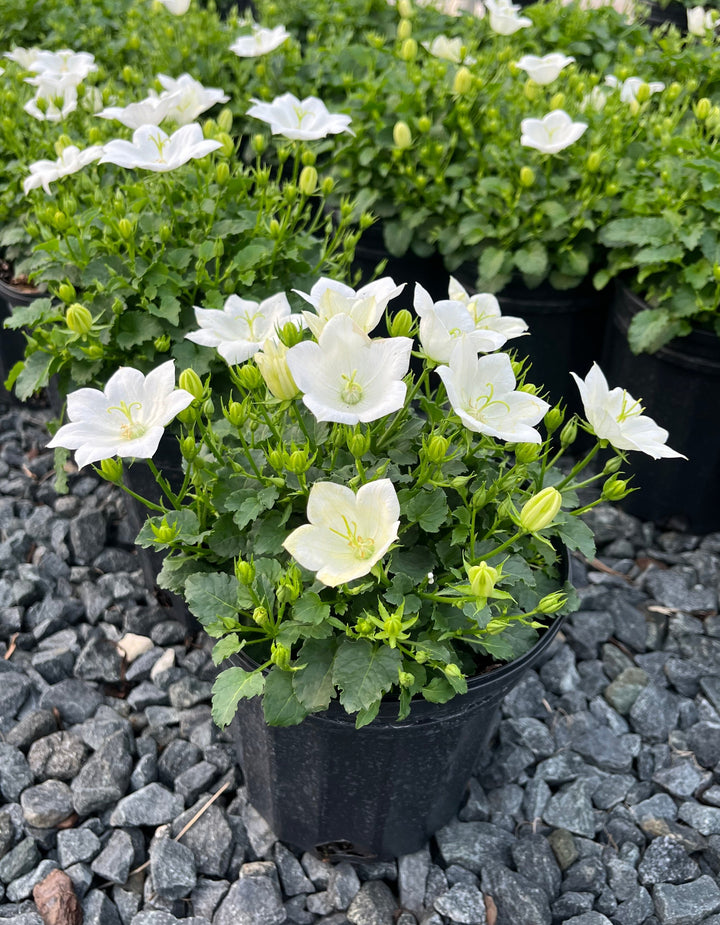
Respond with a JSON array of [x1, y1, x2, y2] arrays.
[[398, 0, 413, 16], [271, 641, 291, 668], [356, 618, 374, 635], [255, 340, 299, 400], [444, 663, 463, 679], [235, 559, 255, 584], [714, 264, 720, 283], [560, 420, 577, 447], [537, 591, 567, 614], [301, 150, 316, 167], [53, 210, 68, 230], [269, 218, 282, 239], [251, 133, 267, 154], [201, 397, 214, 417], [602, 456, 622, 475], [471, 486, 487, 510], [519, 166, 535, 188], [515, 443, 540, 464], [425, 434, 449, 464], [320, 177, 335, 196], [628, 99, 640, 117], [417, 115, 431, 133], [66, 303, 93, 335], [227, 400, 246, 427], [586, 150, 603, 172], [414, 649, 428, 664], [179, 436, 197, 461], [550, 92, 565, 109], [347, 430, 371, 458], [154, 334, 171, 352], [99, 457, 123, 483], [268, 448, 284, 471], [215, 161, 230, 185], [388, 309, 413, 338], [253, 606, 270, 627], [467, 561, 499, 599], [400, 38, 418, 61], [544, 407, 564, 434], [53, 134, 72, 156], [57, 282, 76, 303], [602, 476, 630, 501], [453, 66, 473, 96], [179, 368, 204, 401], [695, 98, 712, 121], [393, 120, 412, 149], [399, 670, 415, 688], [397, 17, 412, 40], [151, 517, 179, 544], [519, 487, 562, 533], [216, 132, 234, 157], [158, 221, 172, 242], [523, 79, 539, 102], [286, 448, 311, 474], [118, 218, 133, 240], [216, 107, 233, 133], [635, 82, 651, 104], [299, 165, 318, 197], [236, 364, 264, 390]]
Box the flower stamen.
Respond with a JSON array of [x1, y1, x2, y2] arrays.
[[108, 400, 147, 440], [340, 370, 364, 406]]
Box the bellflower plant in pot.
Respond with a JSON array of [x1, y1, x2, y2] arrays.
[[49, 273, 681, 858]]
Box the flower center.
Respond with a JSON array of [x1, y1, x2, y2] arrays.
[[108, 400, 147, 440], [293, 105, 311, 127], [332, 516, 376, 560], [617, 391, 644, 423], [240, 309, 264, 341], [149, 133, 169, 163], [340, 370, 364, 406], [467, 382, 510, 420]]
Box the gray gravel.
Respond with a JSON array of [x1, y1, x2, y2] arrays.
[[1, 405, 720, 923]]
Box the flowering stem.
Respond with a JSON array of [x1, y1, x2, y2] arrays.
[[555, 440, 603, 490]]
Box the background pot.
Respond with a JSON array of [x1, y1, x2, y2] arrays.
[[602, 282, 715, 533], [231, 553, 576, 861], [642, 0, 688, 30], [0, 278, 35, 405]]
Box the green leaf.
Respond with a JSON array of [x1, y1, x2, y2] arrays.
[[399, 487, 448, 533], [553, 513, 596, 559], [263, 668, 309, 726], [184, 572, 253, 625], [514, 242, 548, 279], [211, 634, 244, 666], [478, 246, 505, 282], [383, 221, 413, 257], [599, 217, 674, 248], [220, 485, 279, 530], [292, 638, 337, 712], [211, 666, 264, 728], [627, 307, 691, 355], [479, 623, 538, 661], [14, 350, 53, 400], [355, 700, 381, 728], [4, 297, 56, 329], [333, 638, 401, 714], [135, 510, 205, 548], [205, 513, 246, 558], [422, 676, 456, 703], [293, 592, 330, 625]]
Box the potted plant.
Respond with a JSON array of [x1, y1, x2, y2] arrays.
[[48, 272, 681, 858], [640, 0, 719, 31], [594, 101, 720, 531]]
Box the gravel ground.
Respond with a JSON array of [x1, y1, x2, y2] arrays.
[[1, 403, 720, 925]]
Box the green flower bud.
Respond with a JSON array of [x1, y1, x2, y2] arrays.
[[216, 132, 234, 157], [544, 407, 564, 434], [268, 448, 284, 471], [383, 615, 404, 640], [154, 334, 171, 352], [388, 309, 413, 338], [301, 150, 316, 166], [286, 449, 311, 474], [519, 486, 563, 533], [444, 663, 463, 679], [635, 82, 651, 104], [227, 400, 246, 427], [253, 606, 270, 627], [215, 161, 230, 185], [713, 264, 720, 283], [201, 397, 215, 417], [467, 561, 499, 598], [299, 165, 318, 197], [393, 120, 412, 149], [602, 477, 630, 501], [586, 150, 603, 172], [519, 166, 535, 188], [417, 116, 431, 133], [66, 303, 93, 335], [414, 650, 428, 664], [560, 420, 577, 447], [251, 133, 267, 154], [400, 38, 418, 61], [217, 107, 233, 133], [356, 618, 374, 635], [537, 591, 567, 614], [99, 457, 123, 483], [118, 218, 133, 240], [320, 177, 335, 196], [453, 66, 473, 96], [83, 344, 104, 359], [398, 670, 415, 688], [236, 364, 264, 390], [398, 0, 413, 16], [54, 210, 68, 230], [471, 487, 487, 510], [515, 443, 540, 465], [53, 134, 72, 155], [397, 17, 412, 40], [695, 98, 712, 121], [151, 517, 180, 544], [347, 431, 371, 458], [271, 641, 291, 668], [180, 436, 198, 461], [603, 456, 623, 475], [523, 79, 539, 102], [179, 368, 204, 401], [269, 219, 282, 239], [235, 559, 255, 584], [550, 92, 565, 109], [57, 282, 76, 303], [425, 434, 449, 464], [159, 223, 172, 243]]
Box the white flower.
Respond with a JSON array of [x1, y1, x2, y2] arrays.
[[47, 361, 193, 468], [230, 25, 290, 57], [99, 123, 221, 172], [156, 73, 229, 125], [283, 480, 400, 587], [421, 36, 474, 64], [23, 144, 104, 195], [571, 363, 685, 459], [157, 0, 191, 13], [255, 339, 300, 400], [520, 109, 588, 154], [247, 92, 353, 141], [485, 0, 532, 34], [414, 284, 508, 362], [293, 276, 404, 339], [98, 95, 178, 129], [604, 75, 665, 103], [27, 49, 97, 84], [185, 293, 297, 365], [687, 6, 718, 34], [516, 53, 575, 85], [286, 314, 412, 425], [23, 82, 78, 122], [4, 47, 41, 69], [448, 277, 528, 340], [436, 340, 550, 441], [580, 86, 608, 112]]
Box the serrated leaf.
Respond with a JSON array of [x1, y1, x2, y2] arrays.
[[333, 638, 401, 714], [599, 217, 674, 248], [292, 638, 337, 712], [514, 242, 548, 278], [627, 307, 690, 355], [221, 486, 279, 530], [355, 700, 381, 728], [293, 592, 330, 625], [478, 246, 505, 282], [211, 666, 264, 728], [13, 350, 53, 400], [263, 667, 309, 726], [400, 487, 448, 533], [479, 622, 538, 661], [184, 572, 253, 625], [422, 676, 456, 703], [211, 634, 245, 666], [4, 297, 56, 329], [554, 513, 596, 559]]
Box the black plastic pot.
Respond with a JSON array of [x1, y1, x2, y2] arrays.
[[0, 278, 35, 405], [601, 282, 713, 533], [453, 272, 611, 416], [231, 553, 576, 861], [642, 0, 688, 30]]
